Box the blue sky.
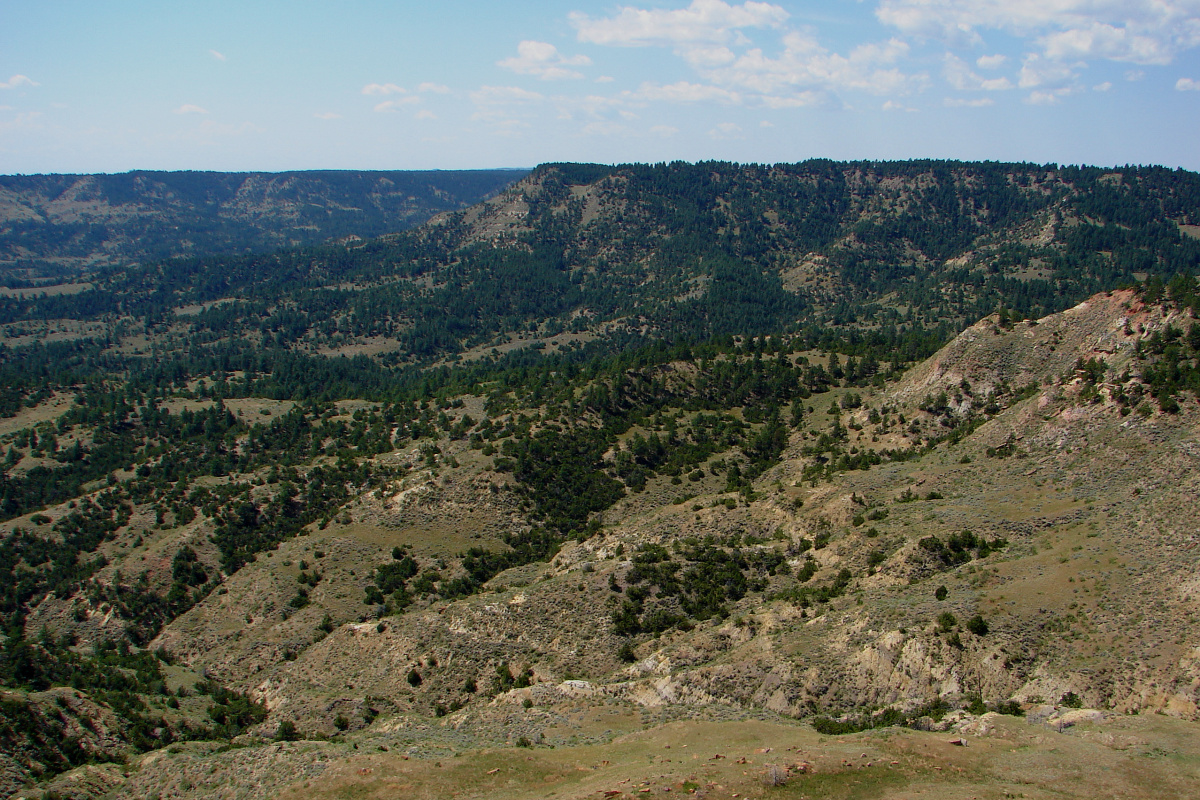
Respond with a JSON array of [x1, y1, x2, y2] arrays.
[[2, 0, 1199, 173]]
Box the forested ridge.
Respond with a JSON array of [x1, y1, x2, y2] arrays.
[[1, 158, 1199, 789], [4, 159, 1197, 363]]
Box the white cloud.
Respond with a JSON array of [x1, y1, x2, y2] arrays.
[[374, 97, 421, 112], [944, 53, 1013, 90], [877, 0, 1200, 65], [1041, 21, 1174, 64], [173, 104, 208, 114], [977, 53, 1008, 69], [702, 32, 924, 97], [418, 82, 451, 94], [1125, 69, 1146, 80], [1018, 54, 1077, 88], [632, 80, 741, 103], [572, 0, 788, 47], [416, 109, 437, 119], [596, 75, 615, 83], [709, 121, 745, 138], [499, 40, 591, 80], [1094, 80, 1113, 90], [1178, 76, 1200, 89], [314, 111, 341, 120], [362, 83, 407, 96], [571, 1, 925, 106], [944, 96, 995, 106], [650, 124, 680, 136], [682, 44, 738, 68], [209, 49, 226, 62], [0, 74, 38, 90], [759, 90, 824, 108], [883, 99, 917, 110], [1026, 86, 1075, 104]]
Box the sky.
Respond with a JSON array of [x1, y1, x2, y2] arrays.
[[2, 0, 1199, 174]]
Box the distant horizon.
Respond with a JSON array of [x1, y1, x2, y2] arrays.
[[4, 157, 1199, 180], [4, 1, 1199, 174]]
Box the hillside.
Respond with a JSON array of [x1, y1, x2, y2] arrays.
[[1, 160, 1200, 798], [2, 287, 1200, 797], [0, 169, 528, 282]]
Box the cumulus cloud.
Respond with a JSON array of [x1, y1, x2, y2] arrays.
[[1042, 21, 1174, 63], [415, 109, 437, 119], [499, 40, 591, 80], [1094, 81, 1113, 90], [1018, 54, 1077, 88], [758, 90, 823, 108], [418, 82, 451, 94], [173, 104, 208, 114], [977, 54, 1008, 69], [1178, 76, 1200, 89], [570, 1, 926, 107], [876, 0, 1200, 65], [0, 74, 38, 90], [572, 0, 788, 47], [701, 32, 924, 97], [943, 53, 1013, 90], [362, 83, 406, 96], [1026, 86, 1076, 104]]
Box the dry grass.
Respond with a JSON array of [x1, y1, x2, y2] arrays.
[[266, 715, 1200, 800]]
